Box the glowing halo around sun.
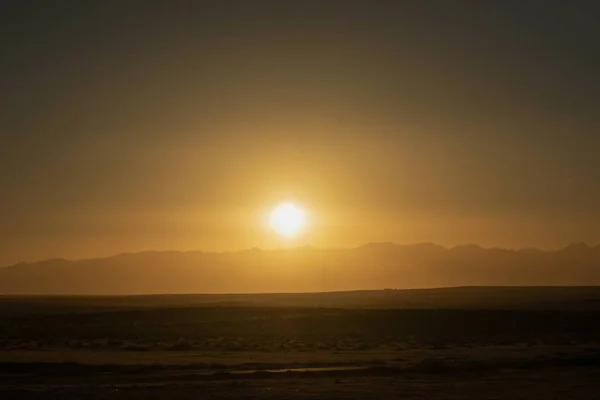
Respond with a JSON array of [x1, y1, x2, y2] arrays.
[[269, 203, 307, 238]]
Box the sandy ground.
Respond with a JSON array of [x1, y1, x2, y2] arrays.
[[2, 297, 599, 398], [1, 345, 600, 399], [0, 344, 595, 365], [1, 367, 600, 399]]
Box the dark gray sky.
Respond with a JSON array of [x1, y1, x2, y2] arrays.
[[1, 0, 599, 265]]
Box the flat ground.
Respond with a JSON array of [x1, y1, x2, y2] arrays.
[[3, 367, 600, 399], [1, 290, 600, 399]]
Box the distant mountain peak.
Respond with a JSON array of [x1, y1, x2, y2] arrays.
[[411, 242, 447, 251], [449, 244, 484, 252], [357, 242, 397, 250], [564, 242, 590, 249], [517, 247, 543, 254], [559, 242, 591, 254]]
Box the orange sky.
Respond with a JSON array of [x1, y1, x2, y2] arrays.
[[1, 1, 599, 265]]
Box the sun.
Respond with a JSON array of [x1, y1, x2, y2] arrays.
[[269, 203, 307, 237]]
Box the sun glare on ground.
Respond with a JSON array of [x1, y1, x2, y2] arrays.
[[269, 203, 307, 238]]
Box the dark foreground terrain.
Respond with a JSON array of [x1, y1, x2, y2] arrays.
[[1, 287, 600, 399]]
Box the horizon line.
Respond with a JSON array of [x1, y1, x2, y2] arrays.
[[5, 241, 598, 268], [3, 285, 600, 298]]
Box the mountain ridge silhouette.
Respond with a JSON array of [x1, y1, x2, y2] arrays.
[[1, 242, 599, 294]]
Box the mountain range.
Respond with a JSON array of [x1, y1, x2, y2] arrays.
[[1, 243, 599, 294]]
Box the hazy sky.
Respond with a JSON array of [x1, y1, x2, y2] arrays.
[[1, 1, 599, 264]]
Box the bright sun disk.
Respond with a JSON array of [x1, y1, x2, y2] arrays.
[[269, 203, 306, 237]]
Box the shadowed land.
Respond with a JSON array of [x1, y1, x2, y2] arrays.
[[2, 288, 600, 398]]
